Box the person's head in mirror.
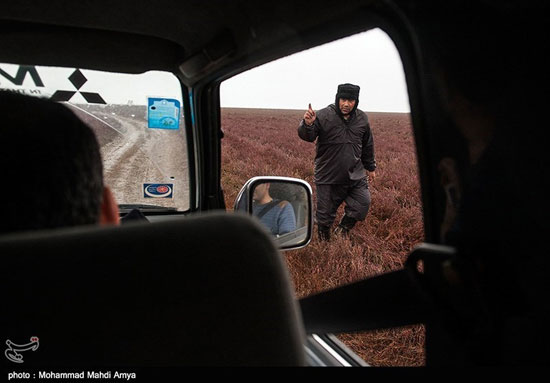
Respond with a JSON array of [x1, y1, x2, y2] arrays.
[[253, 182, 271, 204], [252, 182, 296, 236], [0, 91, 120, 235]]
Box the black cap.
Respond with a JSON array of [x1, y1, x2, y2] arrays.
[[336, 83, 360, 100], [335, 83, 360, 116]]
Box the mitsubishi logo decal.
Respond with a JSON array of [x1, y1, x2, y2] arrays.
[[50, 69, 106, 104]]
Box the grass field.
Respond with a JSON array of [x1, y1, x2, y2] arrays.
[[221, 107, 425, 366]]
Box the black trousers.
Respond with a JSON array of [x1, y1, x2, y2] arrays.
[[315, 178, 371, 228]]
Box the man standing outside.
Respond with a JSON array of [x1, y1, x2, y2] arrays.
[[298, 83, 376, 241]]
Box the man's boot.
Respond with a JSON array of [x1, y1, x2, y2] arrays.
[[317, 225, 331, 241], [334, 215, 357, 237]]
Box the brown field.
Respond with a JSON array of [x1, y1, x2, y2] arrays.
[[221, 107, 425, 366]]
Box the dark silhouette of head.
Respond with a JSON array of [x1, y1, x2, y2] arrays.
[[0, 91, 105, 234]]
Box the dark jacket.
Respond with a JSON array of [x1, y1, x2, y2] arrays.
[[298, 104, 376, 184]]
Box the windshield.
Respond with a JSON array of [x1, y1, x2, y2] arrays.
[[0, 63, 190, 212]]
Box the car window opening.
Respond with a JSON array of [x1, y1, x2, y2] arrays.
[[220, 28, 424, 366]]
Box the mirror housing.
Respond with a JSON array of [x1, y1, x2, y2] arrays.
[[234, 176, 313, 250]]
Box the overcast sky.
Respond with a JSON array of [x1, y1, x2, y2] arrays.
[[0, 28, 409, 112], [220, 28, 410, 113]]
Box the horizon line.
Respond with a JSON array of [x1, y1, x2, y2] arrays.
[[220, 106, 411, 113]]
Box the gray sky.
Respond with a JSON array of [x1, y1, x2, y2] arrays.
[[1, 28, 409, 112], [220, 28, 410, 113]]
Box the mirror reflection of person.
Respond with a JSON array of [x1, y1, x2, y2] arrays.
[[252, 183, 296, 236]]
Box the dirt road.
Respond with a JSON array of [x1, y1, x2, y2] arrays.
[[68, 104, 190, 211]]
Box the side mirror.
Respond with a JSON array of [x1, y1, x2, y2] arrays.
[[234, 176, 313, 250]]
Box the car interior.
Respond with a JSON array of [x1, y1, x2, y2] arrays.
[[1, 0, 548, 367]]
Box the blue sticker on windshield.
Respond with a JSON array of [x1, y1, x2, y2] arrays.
[[147, 98, 180, 129], [144, 183, 174, 198]]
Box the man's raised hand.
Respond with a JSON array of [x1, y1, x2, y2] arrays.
[[304, 103, 316, 126]]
